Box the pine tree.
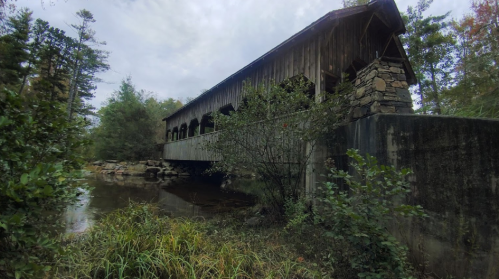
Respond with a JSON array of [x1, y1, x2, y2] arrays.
[[0, 8, 31, 87], [66, 9, 109, 121], [402, 0, 455, 114]]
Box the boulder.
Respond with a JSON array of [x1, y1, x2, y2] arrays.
[[102, 163, 117, 170], [147, 160, 159, 166], [92, 160, 103, 166], [105, 160, 118, 163], [146, 167, 162, 174]]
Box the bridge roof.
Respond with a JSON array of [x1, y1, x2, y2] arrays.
[[164, 0, 412, 121]]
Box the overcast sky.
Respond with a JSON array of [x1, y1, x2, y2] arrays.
[[13, 0, 471, 109]]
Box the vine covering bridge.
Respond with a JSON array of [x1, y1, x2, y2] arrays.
[[162, 0, 416, 162]]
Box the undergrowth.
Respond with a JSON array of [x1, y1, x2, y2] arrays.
[[54, 203, 323, 279]]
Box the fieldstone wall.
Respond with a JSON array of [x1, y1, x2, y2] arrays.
[[349, 58, 413, 120]]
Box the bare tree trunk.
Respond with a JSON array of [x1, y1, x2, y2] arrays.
[[429, 63, 441, 115]]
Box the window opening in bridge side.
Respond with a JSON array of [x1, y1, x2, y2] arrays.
[[188, 118, 200, 137], [200, 113, 214, 134], [279, 75, 315, 110], [179, 123, 188, 139], [172, 127, 179, 141], [215, 104, 235, 131]]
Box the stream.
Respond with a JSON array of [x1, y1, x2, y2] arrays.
[[64, 174, 256, 233]]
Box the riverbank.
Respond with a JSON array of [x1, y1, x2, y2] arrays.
[[55, 203, 324, 278]]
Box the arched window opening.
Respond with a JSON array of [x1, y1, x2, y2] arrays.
[[280, 75, 315, 99], [188, 118, 200, 137], [220, 104, 235, 116], [179, 123, 188, 139], [172, 127, 179, 141], [200, 113, 214, 134], [215, 104, 236, 131]]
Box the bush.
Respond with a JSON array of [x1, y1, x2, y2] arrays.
[[286, 149, 426, 279], [0, 89, 87, 278], [208, 77, 349, 212]]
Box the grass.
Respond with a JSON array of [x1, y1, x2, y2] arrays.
[[53, 203, 324, 279]]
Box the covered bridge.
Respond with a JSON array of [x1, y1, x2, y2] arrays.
[[162, 0, 416, 161]]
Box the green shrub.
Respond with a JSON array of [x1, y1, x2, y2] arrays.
[[286, 149, 426, 279], [0, 89, 87, 278]]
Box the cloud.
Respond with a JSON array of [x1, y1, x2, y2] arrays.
[[13, 0, 471, 108]]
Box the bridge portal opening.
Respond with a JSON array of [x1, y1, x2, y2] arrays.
[[200, 113, 214, 134], [188, 118, 200, 137], [344, 58, 367, 84], [179, 123, 188, 139], [172, 127, 179, 141]]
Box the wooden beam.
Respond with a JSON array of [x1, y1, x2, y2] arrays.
[[359, 13, 375, 44], [380, 33, 395, 58], [325, 19, 339, 47], [324, 70, 339, 79], [374, 11, 392, 29]]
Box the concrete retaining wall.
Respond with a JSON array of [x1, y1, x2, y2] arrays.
[[323, 114, 499, 278]]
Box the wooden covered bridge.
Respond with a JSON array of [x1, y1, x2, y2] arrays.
[[162, 0, 416, 162]]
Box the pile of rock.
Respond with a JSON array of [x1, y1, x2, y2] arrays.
[[90, 160, 209, 178]]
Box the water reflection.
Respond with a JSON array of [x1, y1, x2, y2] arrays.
[[64, 174, 254, 233]]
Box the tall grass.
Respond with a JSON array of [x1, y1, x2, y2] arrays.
[[54, 203, 321, 279]]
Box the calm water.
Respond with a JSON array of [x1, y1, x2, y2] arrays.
[[64, 174, 255, 233]]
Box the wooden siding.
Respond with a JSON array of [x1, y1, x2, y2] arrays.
[[165, 12, 395, 133], [163, 132, 220, 161], [162, 0, 414, 162]]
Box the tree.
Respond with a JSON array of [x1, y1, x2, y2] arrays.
[[0, 90, 88, 279], [0, 8, 31, 87], [342, 0, 369, 8], [444, 0, 499, 117], [144, 96, 182, 144], [93, 77, 181, 161], [207, 77, 348, 210], [66, 9, 109, 121], [402, 0, 455, 114]]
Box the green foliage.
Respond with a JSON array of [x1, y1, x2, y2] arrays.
[[144, 95, 183, 145], [0, 8, 31, 87], [93, 76, 182, 161], [286, 150, 426, 278], [0, 8, 108, 119], [402, 0, 455, 115], [207, 77, 348, 211], [342, 0, 369, 8], [55, 202, 321, 278], [443, 0, 499, 118], [0, 89, 87, 278], [66, 9, 109, 120]]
